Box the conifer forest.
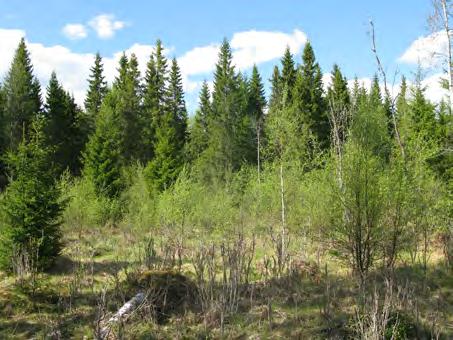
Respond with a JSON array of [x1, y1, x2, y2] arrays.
[[0, 1, 452, 339]]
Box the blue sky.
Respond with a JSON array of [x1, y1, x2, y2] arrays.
[[0, 0, 445, 113]]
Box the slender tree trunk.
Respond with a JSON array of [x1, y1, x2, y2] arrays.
[[441, 0, 453, 96], [279, 161, 286, 271], [370, 20, 406, 160], [257, 123, 261, 184]]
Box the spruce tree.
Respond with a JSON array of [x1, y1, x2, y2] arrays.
[[0, 85, 6, 188], [112, 53, 142, 162], [368, 75, 394, 140], [145, 113, 181, 191], [327, 64, 351, 145], [268, 66, 282, 111], [352, 81, 390, 159], [84, 52, 107, 131], [369, 75, 382, 108], [280, 47, 296, 102], [65, 93, 86, 175], [83, 90, 123, 198], [0, 120, 63, 271], [248, 65, 267, 125], [142, 54, 159, 162], [167, 58, 188, 150], [141, 40, 170, 163], [115, 53, 129, 89], [396, 76, 408, 119], [145, 58, 187, 190], [407, 80, 438, 143], [201, 39, 247, 181], [327, 64, 350, 111], [235, 72, 255, 164], [435, 99, 452, 190], [44, 72, 83, 175], [247, 65, 267, 171], [187, 81, 211, 161], [293, 41, 328, 149], [2, 38, 42, 152], [155, 39, 169, 108]]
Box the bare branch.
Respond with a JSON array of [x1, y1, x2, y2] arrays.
[[369, 20, 406, 160]]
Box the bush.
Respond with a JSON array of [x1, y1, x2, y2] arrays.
[[62, 175, 123, 231], [120, 164, 157, 232]]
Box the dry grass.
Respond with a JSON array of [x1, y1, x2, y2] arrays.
[[0, 222, 452, 339]]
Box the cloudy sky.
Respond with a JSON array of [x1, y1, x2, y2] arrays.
[[0, 0, 448, 113]]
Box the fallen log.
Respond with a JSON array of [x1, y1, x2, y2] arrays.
[[99, 292, 145, 339]]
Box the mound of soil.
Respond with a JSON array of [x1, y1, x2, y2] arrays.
[[128, 270, 198, 323]]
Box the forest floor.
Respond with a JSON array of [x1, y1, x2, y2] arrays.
[[1, 224, 453, 339]]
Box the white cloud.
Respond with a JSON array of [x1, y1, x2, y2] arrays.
[[342, 75, 449, 104], [231, 29, 307, 70], [0, 28, 25, 76], [398, 31, 450, 102], [1, 27, 446, 115], [179, 29, 307, 78], [421, 72, 449, 103], [177, 44, 219, 93], [29, 44, 94, 105], [62, 23, 87, 40], [322, 72, 333, 91], [347, 77, 373, 92], [178, 29, 308, 93], [88, 14, 125, 39], [0, 29, 170, 106], [178, 44, 219, 77], [399, 31, 449, 69]]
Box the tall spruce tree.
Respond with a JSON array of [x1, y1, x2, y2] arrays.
[[351, 81, 390, 159], [65, 92, 86, 175], [407, 80, 438, 143], [396, 76, 409, 129], [248, 65, 267, 126], [248, 65, 267, 172], [142, 54, 159, 162], [145, 58, 187, 190], [167, 58, 188, 150], [201, 39, 247, 181], [235, 72, 255, 164], [368, 74, 394, 140], [141, 40, 169, 163], [112, 53, 142, 162], [145, 113, 182, 191], [269, 66, 282, 112], [84, 53, 107, 131], [435, 99, 452, 191], [0, 120, 63, 271], [187, 81, 211, 161], [327, 64, 351, 145], [327, 64, 350, 112], [155, 40, 169, 108], [44, 72, 82, 175], [83, 90, 123, 198], [2, 38, 42, 152], [0, 85, 6, 188], [280, 47, 296, 102], [292, 41, 328, 149], [369, 75, 383, 108]]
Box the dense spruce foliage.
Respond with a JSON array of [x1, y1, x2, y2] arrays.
[[0, 120, 62, 270], [0, 35, 451, 338]]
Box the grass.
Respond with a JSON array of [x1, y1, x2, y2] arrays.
[[1, 220, 452, 339]]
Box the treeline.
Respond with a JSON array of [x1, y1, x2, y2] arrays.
[[0, 37, 451, 279]]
